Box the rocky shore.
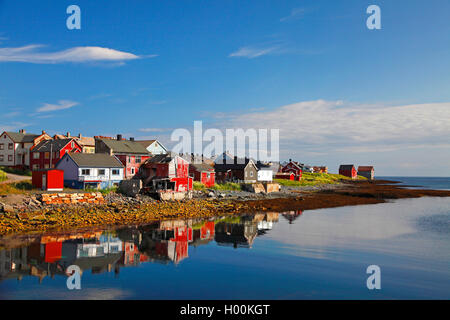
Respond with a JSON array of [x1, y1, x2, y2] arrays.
[[0, 179, 449, 236]]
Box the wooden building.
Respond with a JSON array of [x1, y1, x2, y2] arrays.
[[339, 164, 357, 179], [189, 163, 215, 187], [30, 138, 82, 171], [357, 166, 374, 180], [214, 154, 259, 183]]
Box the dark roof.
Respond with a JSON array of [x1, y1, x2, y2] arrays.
[[65, 153, 124, 168], [339, 164, 355, 170], [32, 139, 77, 152], [136, 140, 156, 146], [98, 138, 150, 155], [214, 158, 257, 172], [144, 153, 187, 164], [358, 166, 374, 171], [5, 131, 40, 143], [190, 163, 214, 172]]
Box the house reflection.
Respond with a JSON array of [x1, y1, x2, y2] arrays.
[[0, 212, 284, 283], [281, 210, 303, 224]]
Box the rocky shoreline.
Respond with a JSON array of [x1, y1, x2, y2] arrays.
[[0, 179, 449, 236]]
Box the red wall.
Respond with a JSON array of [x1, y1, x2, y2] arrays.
[[32, 169, 64, 190], [30, 140, 82, 170], [116, 154, 150, 179], [339, 167, 357, 179]]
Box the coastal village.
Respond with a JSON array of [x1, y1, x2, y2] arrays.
[[0, 129, 375, 198]]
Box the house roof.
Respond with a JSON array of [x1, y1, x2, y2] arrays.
[[4, 131, 40, 143], [214, 158, 257, 172], [32, 139, 79, 152], [55, 134, 96, 147], [190, 163, 214, 172], [339, 164, 355, 170], [98, 138, 150, 155], [358, 166, 374, 171], [145, 153, 188, 164], [64, 153, 124, 168]]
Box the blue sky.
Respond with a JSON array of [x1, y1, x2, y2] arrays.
[[0, 0, 449, 175]]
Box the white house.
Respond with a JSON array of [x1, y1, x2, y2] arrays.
[[56, 152, 124, 189], [135, 139, 168, 155], [257, 170, 273, 182], [0, 130, 51, 168]]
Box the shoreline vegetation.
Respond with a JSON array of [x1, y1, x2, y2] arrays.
[[0, 174, 449, 237]]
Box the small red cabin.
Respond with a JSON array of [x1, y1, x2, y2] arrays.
[[32, 169, 64, 191], [275, 172, 295, 180], [189, 163, 215, 187], [339, 164, 357, 179]]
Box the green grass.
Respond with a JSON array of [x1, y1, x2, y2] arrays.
[[0, 169, 6, 182], [194, 182, 242, 191], [0, 180, 33, 195], [275, 172, 367, 187], [211, 182, 242, 191], [193, 181, 206, 191], [84, 186, 118, 195], [0, 166, 32, 176]]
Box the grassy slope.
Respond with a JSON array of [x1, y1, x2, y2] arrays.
[[275, 172, 367, 187]]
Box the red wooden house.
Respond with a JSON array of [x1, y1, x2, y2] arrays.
[[189, 163, 215, 187], [140, 153, 193, 192], [95, 135, 151, 179], [339, 164, 357, 179], [30, 138, 82, 170], [275, 172, 296, 181], [281, 160, 302, 180]]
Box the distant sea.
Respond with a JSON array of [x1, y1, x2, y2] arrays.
[[377, 176, 450, 190]]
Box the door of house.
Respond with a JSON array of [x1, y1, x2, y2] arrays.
[[42, 174, 47, 190]]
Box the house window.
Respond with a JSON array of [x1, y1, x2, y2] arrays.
[[8, 143, 13, 150], [44, 152, 50, 159], [112, 169, 120, 175], [81, 169, 91, 176], [135, 156, 141, 164], [0, 144, 3, 150], [131, 168, 135, 175], [44, 164, 49, 169], [8, 155, 13, 162], [71, 141, 74, 148], [0, 155, 3, 161], [98, 169, 106, 176], [32, 164, 39, 170], [250, 171, 253, 177], [128, 156, 133, 163], [33, 152, 40, 159]]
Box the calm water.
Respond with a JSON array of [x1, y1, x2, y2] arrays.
[[0, 178, 449, 299], [377, 176, 450, 190]]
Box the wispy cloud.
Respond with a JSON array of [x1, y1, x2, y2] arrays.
[[37, 100, 79, 113], [0, 45, 154, 64], [229, 45, 280, 59], [280, 8, 306, 22], [138, 128, 172, 133], [0, 122, 29, 132]]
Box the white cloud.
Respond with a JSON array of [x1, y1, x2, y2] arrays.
[[0, 45, 152, 64], [37, 100, 79, 113], [229, 45, 280, 59], [212, 99, 450, 155], [280, 8, 306, 22]]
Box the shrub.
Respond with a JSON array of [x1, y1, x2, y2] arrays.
[[0, 166, 32, 176], [211, 182, 242, 191], [0, 169, 6, 182]]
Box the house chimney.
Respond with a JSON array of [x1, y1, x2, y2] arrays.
[[42, 130, 46, 135], [117, 134, 122, 141], [78, 133, 82, 139], [234, 156, 237, 164], [289, 158, 292, 162], [201, 154, 204, 163], [66, 132, 71, 138], [130, 137, 135, 141], [191, 153, 194, 163]]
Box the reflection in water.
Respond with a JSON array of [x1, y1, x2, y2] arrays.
[[0, 212, 279, 284]]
